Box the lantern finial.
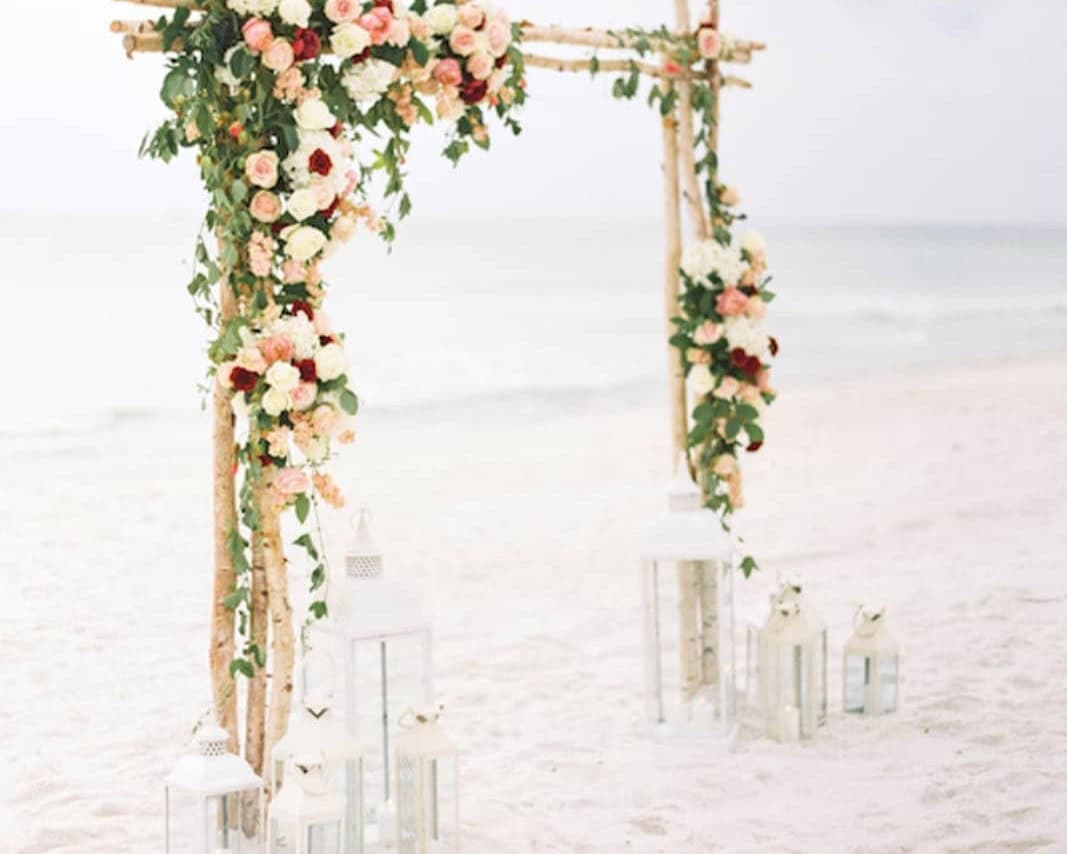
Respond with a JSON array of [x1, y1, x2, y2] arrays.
[[346, 507, 384, 579]]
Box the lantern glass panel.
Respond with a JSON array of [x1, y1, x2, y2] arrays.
[[396, 754, 459, 854], [309, 820, 343, 854], [815, 627, 828, 725], [166, 789, 261, 854], [880, 655, 899, 713], [642, 558, 736, 738], [761, 637, 818, 742]]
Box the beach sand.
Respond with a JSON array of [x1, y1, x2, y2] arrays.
[[3, 353, 1066, 853]]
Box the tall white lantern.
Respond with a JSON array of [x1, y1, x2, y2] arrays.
[[395, 711, 461, 854], [269, 756, 347, 854], [640, 467, 737, 746], [311, 510, 433, 845], [758, 599, 823, 742], [271, 694, 366, 854], [844, 607, 900, 716], [164, 722, 263, 854]]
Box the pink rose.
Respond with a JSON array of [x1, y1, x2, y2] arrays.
[[290, 382, 317, 411], [325, 0, 360, 23], [242, 18, 273, 52], [307, 263, 323, 287], [718, 185, 742, 206], [467, 52, 494, 81], [281, 259, 305, 284], [745, 296, 767, 320], [313, 311, 334, 337], [245, 151, 279, 189], [714, 376, 740, 400], [449, 25, 477, 56], [250, 191, 282, 224], [263, 38, 295, 73], [739, 383, 762, 404], [387, 18, 411, 47], [341, 169, 360, 198], [456, 3, 485, 28], [434, 58, 463, 87], [487, 21, 510, 57], [312, 404, 342, 436], [360, 7, 392, 44], [697, 27, 721, 60], [757, 369, 773, 393], [309, 177, 336, 211], [693, 320, 722, 345], [275, 467, 310, 496], [716, 287, 749, 317], [259, 335, 295, 365]]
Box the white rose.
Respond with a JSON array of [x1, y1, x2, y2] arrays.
[[279, 0, 312, 27], [342, 59, 397, 102], [262, 387, 292, 417], [231, 393, 251, 418], [723, 317, 771, 362], [741, 230, 767, 258], [287, 188, 320, 222], [314, 342, 348, 382], [688, 365, 716, 397], [285, 226, 328, 262], [295, 98, 336, 131], [301, 436, 330, 464], [331, 22, 372, 58], [266, 361, 302, 393], [425, 4, 457, 35]]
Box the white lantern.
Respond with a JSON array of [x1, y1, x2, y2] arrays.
[[311, 509, 433, 845], [271, 694, 366, 854], [164, 722, 263, 854], [395, 710, 461, 854], [269, 755, 347, 854], [640, 466, 737, 746], [844, 607, 900, 716], [758, 599, 823, 742]]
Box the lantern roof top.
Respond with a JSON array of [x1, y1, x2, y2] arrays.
[[642, 466, 730, 561], [395, 711, 457, 760], [845, 606, 899, 654], [166, 722, 262, 796], [271, 702, 364, 765]]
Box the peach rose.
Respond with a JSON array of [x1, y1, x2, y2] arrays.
[[274, 467, 310, 496], [312, 404, 342, 436], [434, 58, 463, 87], [265, 426, 291, 459], [739, 383, 762, 404], [281, 259, 305, 284], [487, 20, 510, 56], [449, 25, 477, 56], [693, 320, 721, 346], [312, 472, 345, 509], [716, 286, 749, 317], [250, 191, 282, 224], [746, 295, 767, 320], [387, 17, 411, 47], [242, 18, 273, 52], [718, 184, 741, 206], [467, 52, 494, 81], [273, 66, 304, 102], [331, 215, 358, 242], [456, 3, 485, 28], [245, 151, 279, 189], [712, 454, 738, 478], [360, 7, 392, 44], [325, 0, 360, 23], [687, 348, 712, 366], [714, 376, 741, 400], [697, 27, 721, 60], [259, 334, 295, 365], [263, 38, 295, 73]]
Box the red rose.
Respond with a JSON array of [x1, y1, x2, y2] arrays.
[[296, 359, 318, 382], [460, 78, 489, 105], [230, 367, 259, 392], [319, 335, 335, 346], [292, 27, 321, 62], [374, 0, 394, 10], [258, 454, 275, 468], [291, 299, 315, 320], [730, 348, 748, 368], [495, 54, 508, 69], [329, 121, 344, 139], [348, 47, 372, 66], [769, 336, 780, 357], [309, 148, 333, 177], [746, 441, 764, 453], [322, 197, 340, 220]]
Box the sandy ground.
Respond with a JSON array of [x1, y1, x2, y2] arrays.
[[3, 354, 1066, 853]]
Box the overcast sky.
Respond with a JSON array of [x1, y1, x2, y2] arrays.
[[6, 0, 1064, 224]]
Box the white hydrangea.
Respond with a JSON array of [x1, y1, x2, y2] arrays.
[[342, 59, 397, 103], [278, 0, 312, 27], [314, 342, 348, 382], [287, 188, 319, 222], [740, 230, 767, 258], [425, 4, 458, 35], [295, 98, 337, 131], [271, 314, 320, 361], [723, 316, 771, 361], [681, 240, 746, 286], [688, 364, 715, 397], [227, 0, 278, 15], [283, 129, 341, 188]]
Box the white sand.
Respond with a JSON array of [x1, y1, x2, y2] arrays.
[[3, 355, 1066, 853]]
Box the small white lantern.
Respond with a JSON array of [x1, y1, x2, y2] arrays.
[[844, 607, 900, 716], [758, 599, 823, 742], [310, 510, 433, 845], [271, 693, 366, 854], [640, 466, 737, 746], [269, 755, 347, 854], [750, 582, 828, 725], [395, 710, 461, 854], [164, 721, 263, 854]]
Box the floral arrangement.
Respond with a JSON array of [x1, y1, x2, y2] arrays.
[[142, 0, 526, 676]]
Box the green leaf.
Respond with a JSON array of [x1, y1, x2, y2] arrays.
[[295, 494, 310, 524], [229, 658, 255, 679], [222, 589, 248, 611], [692, 402, 715, 423], [339, 389, 359, 415], [736, 403, 760, 422], [309, 601, 329, 620], [739, 556, 759, 579]]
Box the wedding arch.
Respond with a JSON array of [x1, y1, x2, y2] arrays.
[[110, 0, 773, 784]]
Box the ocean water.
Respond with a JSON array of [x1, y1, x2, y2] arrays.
[[3, 215, 1065, 436]]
